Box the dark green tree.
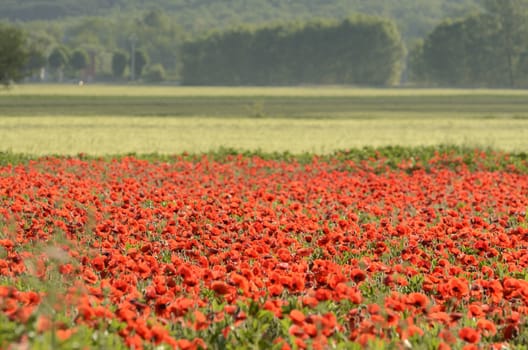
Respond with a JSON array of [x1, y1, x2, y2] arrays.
[[70, 48, 89, 73], [460, 14, 501, 86], [111, 51, 128, 78], [24, 31, 55, 79], [419, 3, 528, 88], [482, 0, 528, 87], [422, 19, 468, 86], [24, 46, 47, 80], [0, 23, 29, 86], [142, 9, 169, 30], [181, 16, 404, 86], [407, 40, 427, 84], [132, 9, 182, 74], [130, 49, 148, 80], [48, 47, 69, 81]]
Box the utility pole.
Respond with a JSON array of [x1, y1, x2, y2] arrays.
[[129, 34, 137, 81]]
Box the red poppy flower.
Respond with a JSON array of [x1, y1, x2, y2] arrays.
[[476, 319, 497, 337], [406, 292, 429, 311], [289, 309, 306, 325], [56, 328, 75, 341], [350, 269, 367, 284], [211, 281, 231, 295], [459, 327, 480, 343]]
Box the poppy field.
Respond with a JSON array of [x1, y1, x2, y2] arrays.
[[0, 148, 528, 349]]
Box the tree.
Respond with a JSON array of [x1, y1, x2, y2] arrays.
[[130, 49, 148, 80], [143, 64, 166, 83], [421, 15, 496, 87], [0, 23, 29, 86], [24, 46, 47, 80], [407, 40, 427, 84], [70, 49, 89, 75], [142, 9, 169, 31], [48, 47, 69, 81], [24, 31, 56, 81], [518, 51, 528, 87], [422, 19, 468, 86], [181, 16, 404, 86], [111, 51, 128, 78], [417, 3, 528, 88], [482, 0, 528, 87]]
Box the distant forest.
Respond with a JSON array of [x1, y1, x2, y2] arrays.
[[2, 0, 481, 40], [3, 0, 528, 87]]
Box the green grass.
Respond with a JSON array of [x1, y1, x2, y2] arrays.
[[1, 145, 527, 173], [2, 84, 528, 155], [3, 84, 528, 118]]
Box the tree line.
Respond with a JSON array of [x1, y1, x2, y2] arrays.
[[0, 22, 163, 86], [185, 0, 528, 87], [5, 0, 477, 83], [182, 16, 404, 86], [14, 9, 183, 82], [410, 0, 528, 88], [42, 47, 163, 83], [2, 0, 528, 87]]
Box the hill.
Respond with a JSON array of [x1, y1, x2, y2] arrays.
[[3, 0, 481, 39]]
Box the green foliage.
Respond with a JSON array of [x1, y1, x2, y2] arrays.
[[142, 9, 169, 31], [24, 47, 47, 78], [0, 312, 127, 350], [421, 18, 469, 86], [48, 47, 69, 71], [48, 47, 69, 82], [0, 151, 34, 167], [182, 16, 405, 86], [2, 1, 487, 85], [143, 64, 166, 83], [1, 0, 480, 41], [0, 22, 29, 86], [69, 49, 89, 71], [131, 49, 148, 80], [111, 51, 127, 79], [1, 146, 528, 175], [191, 301, 291, 350], [24, 30, 59, 81], [482, 0, 528, 87], [414, 0, 528, 87], [15, 12, 181, 80], [131, 10, 182, 73], [407, 40, 427, 84]]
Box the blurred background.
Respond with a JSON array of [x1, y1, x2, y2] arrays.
[[2, 0, 527, 88]]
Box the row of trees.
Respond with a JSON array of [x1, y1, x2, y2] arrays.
[[40, 47, 149, 81], [110, 50, 166, 82], [182, 16, 405, 86], [410, 0, 528, 87], [32, 47, 90, 81], [25, 45, 156, 82], [0, 22, 166, 86], [180, 0, 528, 87], [18, 9, 183, 81]]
